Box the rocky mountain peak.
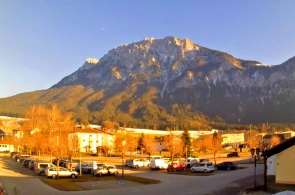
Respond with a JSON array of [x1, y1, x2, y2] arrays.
[[79, 58, 99, 71]]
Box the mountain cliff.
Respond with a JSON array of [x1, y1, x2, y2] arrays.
[[1, 36, 295, 128]]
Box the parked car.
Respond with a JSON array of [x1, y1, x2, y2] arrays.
[[150, 159, 169, 170], [167, 162, 186, 172], [75, 162, 94, 174], [125, 159, 149, 168], [34, 161, 56, 176], [44, 167, 78, 179], [18, 154, 31, 163], [92, 165, 118, 176], [10, 152, 18, 158], [52, 158, 69, 166], [29, 160, 37, 170], [227, 152, 239, 157], [184, 157, 199, 168], [216, 162, 238, 170], [22, 159, 35, 168], [90, 163, 106, 175], [190, 163, 215, 173], [199, 159, 211, 163], [64, 159, 80, 170]]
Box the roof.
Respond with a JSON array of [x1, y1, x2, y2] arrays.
[[72, 126, 114, 135], [264, 136, 295, 158]]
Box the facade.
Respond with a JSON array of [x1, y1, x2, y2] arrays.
[[265, 136, 295, 184], [68, 126, 114, 153], [221, 133, 245, 146], [124, 128, 218, 139], [0, 141, 16, 152], [275, 145, 295, 184]]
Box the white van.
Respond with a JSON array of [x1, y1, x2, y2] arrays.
[[150, 159, 168, 170]]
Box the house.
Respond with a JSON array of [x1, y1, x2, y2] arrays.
[[0, 140, 17, 152], [68, 126, 114, 153], [264, 136, 295, 184]]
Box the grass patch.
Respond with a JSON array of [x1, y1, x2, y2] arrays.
[[41, 175, 160, 191], [41, 178, 88, 191]]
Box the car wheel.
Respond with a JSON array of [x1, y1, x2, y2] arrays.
[[52, 174, 56, 179], [98, 172, 102, 177], [40, 171, 45, 176], [227, 167, 231, 171], [192, 169, 195, 173], [135, 165, 138, 169], [204, 169, 208, 173], [71, 174, 76, 178], [114, 171, 118, 176]]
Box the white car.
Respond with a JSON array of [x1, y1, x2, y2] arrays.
[[125, 159, 149, 168], [45, 166, 78, 179], [190, 163, 214, 173], [150, 159, 168, 170]]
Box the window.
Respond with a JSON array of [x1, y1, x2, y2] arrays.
[[40, 164, 48, 168]]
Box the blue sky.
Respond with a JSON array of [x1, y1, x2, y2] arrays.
[[1, 0, 295, 98]]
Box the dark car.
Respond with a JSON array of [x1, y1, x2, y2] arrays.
[[75, 162, 94, 174], [227, 152, 239, 157], [216, 162, 237, 170], [167, 162, 186, 172]]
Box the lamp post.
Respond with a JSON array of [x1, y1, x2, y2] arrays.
[[122, 140, 126, 177]]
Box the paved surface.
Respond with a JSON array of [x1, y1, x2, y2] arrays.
[[0, 155, 264, 195]]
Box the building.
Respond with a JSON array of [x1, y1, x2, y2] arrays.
[[221, 133, 245, 146], [124, 128, 218, 139], [68, 126, 114, 153], [265, 136, 295, 184], [0, 140, 17, 152]]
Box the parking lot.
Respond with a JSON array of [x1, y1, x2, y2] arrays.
[[0, 153, 265, 195]]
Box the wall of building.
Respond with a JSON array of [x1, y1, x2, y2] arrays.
[[276, 145, 295, 184], [221, 133, 245, 145], [267, 155, 276, 175]]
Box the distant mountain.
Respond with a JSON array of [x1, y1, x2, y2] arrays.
[[1, 36, 295, 128]]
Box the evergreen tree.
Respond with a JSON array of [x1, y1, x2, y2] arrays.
[[181, 127, 192, 157]]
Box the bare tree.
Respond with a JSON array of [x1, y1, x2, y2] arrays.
[[270, 135, 281, 148], [174, 139, 186, 163], [143, 135, 157, 160], [211, 132, 222, 166], [125, 133, 138, 158], [164, 132, 178, 162], [199, 135, 211, 155]]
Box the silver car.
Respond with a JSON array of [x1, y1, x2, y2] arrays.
[[45, 167, 78, 179], [190, 163, 215, 173]]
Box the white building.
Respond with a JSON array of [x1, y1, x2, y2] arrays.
[[68, 126, 114, 153], [221, 133, 245, 145]]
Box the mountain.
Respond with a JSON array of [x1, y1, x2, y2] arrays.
[[1, 36, 295, 128]]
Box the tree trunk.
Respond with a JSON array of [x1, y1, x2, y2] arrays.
[[57, 159, 60, 179]]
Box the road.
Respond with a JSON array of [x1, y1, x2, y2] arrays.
[[0, 156, 264, 195]]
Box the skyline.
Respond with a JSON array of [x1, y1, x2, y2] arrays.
[[1, 1, 295, 98]]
